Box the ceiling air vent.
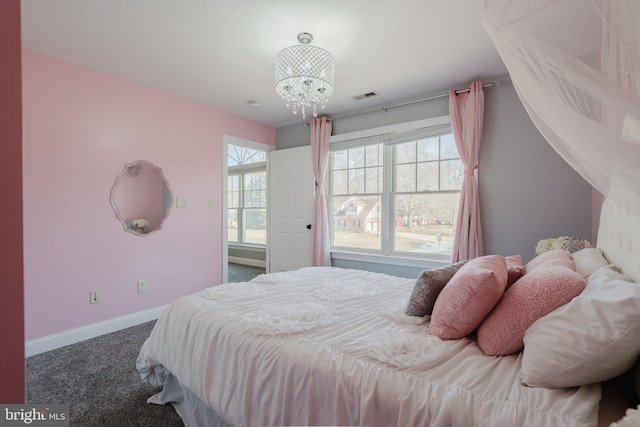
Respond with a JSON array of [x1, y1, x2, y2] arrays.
[[353, 91, 379, 101]]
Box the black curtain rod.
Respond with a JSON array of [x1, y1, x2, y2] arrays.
[[326, 83, 495, 122]]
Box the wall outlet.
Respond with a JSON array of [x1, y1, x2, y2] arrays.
[[89, 290, 100, 304], [137, 279, 148, 293]]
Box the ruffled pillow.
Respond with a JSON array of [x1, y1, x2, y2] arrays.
[[405, 261, 468, 317], [429, 255, 507, 340], [535, 236, 593, 255]]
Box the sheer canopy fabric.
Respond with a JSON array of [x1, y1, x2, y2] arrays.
[[311, 117, 332, 267], [482, 0, 640, 198], [450, 82, 485, 262]]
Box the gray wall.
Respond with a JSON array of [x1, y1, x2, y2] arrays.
[[329, 259, 429, 279], [275, 81, 594, 276], [479, 85, 592, 262]]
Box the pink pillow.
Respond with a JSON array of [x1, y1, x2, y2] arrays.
[[476, 266, 586, 356], [429, 255, 508, 340], [525, 249, 574, 274], [506, 255, 524, 286]]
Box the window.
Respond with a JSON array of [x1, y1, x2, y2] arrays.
[[329, 118, 462, 260], [228, 145, 267, 246]]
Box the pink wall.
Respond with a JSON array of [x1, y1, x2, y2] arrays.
[[0, 0, 25, 403], [22, 50, 275, 340]]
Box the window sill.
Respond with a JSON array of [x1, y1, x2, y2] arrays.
[[330, 250, 450, 270], [228, 243, 266, 252]]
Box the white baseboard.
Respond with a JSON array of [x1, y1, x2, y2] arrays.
[[25, 305, 167, 357], [228, 256, 266, 268]]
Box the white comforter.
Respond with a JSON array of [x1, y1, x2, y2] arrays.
[[137, 267, 600, 427]]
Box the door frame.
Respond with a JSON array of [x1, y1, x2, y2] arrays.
[[222, 135, 275, 283]]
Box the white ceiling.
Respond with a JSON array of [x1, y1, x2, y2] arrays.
[[20, 0, 509, 128]]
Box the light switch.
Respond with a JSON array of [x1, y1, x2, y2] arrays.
[[208, 198, 215, 209], [176, 196, 188, 208]]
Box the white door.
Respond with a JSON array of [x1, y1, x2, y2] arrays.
[[268, 145, 315, 272]]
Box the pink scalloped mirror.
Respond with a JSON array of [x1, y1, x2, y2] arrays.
[[110, 160, 173, 236]]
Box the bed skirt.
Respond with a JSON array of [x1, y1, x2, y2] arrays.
[[148, 373, 231, 427]]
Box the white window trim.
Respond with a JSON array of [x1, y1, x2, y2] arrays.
[[329, 115, 459, 264], [330, 116, 450, 144], [331, 250, 449, 270], [228, 243, 266, 252], [228, 162, 267, 174]]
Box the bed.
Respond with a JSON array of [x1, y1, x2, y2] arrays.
[[137, 172, 640, 427]]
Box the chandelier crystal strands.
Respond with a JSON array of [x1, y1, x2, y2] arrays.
[[275, 32, 335, 119]]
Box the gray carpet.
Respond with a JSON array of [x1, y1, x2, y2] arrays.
[[26, 321, 183, 426], [26, 267, 263, 426], [228, 263, 265, 283]]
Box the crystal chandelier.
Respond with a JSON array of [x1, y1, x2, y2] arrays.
[[275, 33, 335, 119]]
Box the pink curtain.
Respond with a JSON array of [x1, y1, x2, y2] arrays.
[[311, 117, 333, 266], [450, 81, 484, 262]]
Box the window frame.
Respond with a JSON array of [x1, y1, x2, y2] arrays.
[[227, 162, 267, 248], [328, 116, 461, 263]]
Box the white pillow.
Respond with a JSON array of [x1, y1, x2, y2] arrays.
[[520, 265, 640, 388], [571, 247, 610, 278]]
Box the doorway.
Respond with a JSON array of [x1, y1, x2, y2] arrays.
[[222, 135, 275, 283]]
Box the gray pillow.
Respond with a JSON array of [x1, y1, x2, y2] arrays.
[[405, 261, 468, 317]]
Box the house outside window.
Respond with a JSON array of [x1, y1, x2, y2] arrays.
[[329, 118, 462, 261], [228, 145, 267, 246]]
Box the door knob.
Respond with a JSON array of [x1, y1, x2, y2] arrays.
[[306, 224, 312, 230]]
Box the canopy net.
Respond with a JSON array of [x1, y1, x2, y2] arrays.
[[482, 0, 640, 197]]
